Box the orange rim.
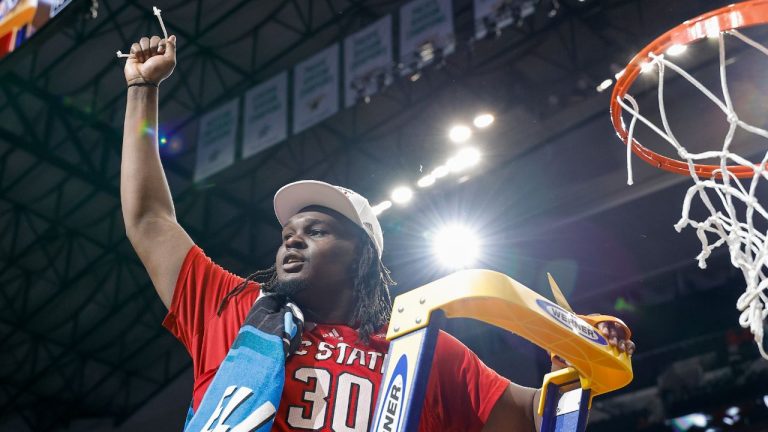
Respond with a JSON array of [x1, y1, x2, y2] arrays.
[[610, 0, 768, 178]]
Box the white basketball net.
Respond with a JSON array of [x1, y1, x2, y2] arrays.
[[617, 30, 768, 360]]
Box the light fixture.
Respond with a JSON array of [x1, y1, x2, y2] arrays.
[[547, 0, 560, 18], [446, 147, 481, 172], [391, 186, 413, 204], [473, 113, 495, 128], [432, 225, 480, 268], [596, 78, 613, 93], [417, 174, 436, 188], [448, 125, 472, 143], [372, 200, 392, 215], [666, 44, 687, 56], [432, 165, 450, 178]]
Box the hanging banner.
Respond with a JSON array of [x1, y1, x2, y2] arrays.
[[399, 0, 455, 76], [473, 0, 535, 40], [50, 0, 74, 17], [293, 44, 339, 134], [343, 15, 393, 108], [242, 72, 288, 159], [194, 99, 239, 182]]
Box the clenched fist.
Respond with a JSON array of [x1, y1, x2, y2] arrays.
[[124, 35, 176, 86]]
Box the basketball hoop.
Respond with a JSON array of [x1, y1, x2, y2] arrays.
[[611, 0, 768, 359]]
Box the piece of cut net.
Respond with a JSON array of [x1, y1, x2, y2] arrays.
[[617, 30, 768, 360], [115, 6, 168, 58]]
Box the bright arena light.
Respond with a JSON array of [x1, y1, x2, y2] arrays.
[[596, 78, 613, 92], [473, 113, 495, 128], [448, 125, 472, 143], [372, 200, 392, 215], [447, 147, 481, 172], [391, 186, 413, 204], [417, 174, 436, 188], [432, 165, 450, 178], [432, 225, 480, 268]]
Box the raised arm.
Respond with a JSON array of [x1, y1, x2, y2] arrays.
[[121, 34, 193, 308]]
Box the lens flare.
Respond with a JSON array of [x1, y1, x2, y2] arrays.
[[432, 225, 480, 268]]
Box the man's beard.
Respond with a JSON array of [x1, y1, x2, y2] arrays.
[[267, 278, 310, 298], [266, 278, 320, 319]]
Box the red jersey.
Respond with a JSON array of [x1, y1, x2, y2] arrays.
[[163, 246, 510, 431]]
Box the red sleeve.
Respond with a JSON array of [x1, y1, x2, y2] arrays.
[[162, 245, 250, 368], [421, 331, 511, 432]]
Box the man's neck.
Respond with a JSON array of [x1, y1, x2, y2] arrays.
[[299, 293, 355, 326]]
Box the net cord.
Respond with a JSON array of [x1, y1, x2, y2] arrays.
[[617, 30, 768, 359], [115, 6, 169, 58]]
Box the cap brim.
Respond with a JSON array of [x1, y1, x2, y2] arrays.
[[274, 180, 363, 228]]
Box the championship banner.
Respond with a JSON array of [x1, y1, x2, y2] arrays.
[[194, 99, 239, 182], [398, 0, 455, 76], [343, 15, 393, 108], [293, 44, 340, 134], [242, 72, 288, 159], [473, 0, 536, 40]]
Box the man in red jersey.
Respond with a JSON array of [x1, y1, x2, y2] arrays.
[[121, 34, 634, 431]]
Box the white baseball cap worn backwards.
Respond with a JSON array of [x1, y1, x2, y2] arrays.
[[273, 180, 384, 258]]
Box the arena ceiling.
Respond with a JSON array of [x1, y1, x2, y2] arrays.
[[0, 0, 763, 430]]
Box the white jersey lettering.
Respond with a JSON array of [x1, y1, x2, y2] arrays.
[[367, 352, 383, 371], [346, 348, 366, 366], [336, 342, 350, 364], [287, 368, 331, 429], [316, 342, 334, 360], [296, 340, 312, 356]]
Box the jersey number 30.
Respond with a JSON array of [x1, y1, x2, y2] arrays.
[[287, 367, 374, 431]]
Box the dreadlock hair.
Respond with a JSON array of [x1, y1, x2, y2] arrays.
[[216, 228, 395, 344], [347, 233, 395, 343]]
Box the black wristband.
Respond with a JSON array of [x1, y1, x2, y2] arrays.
[[127, 82, 158, 89]]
